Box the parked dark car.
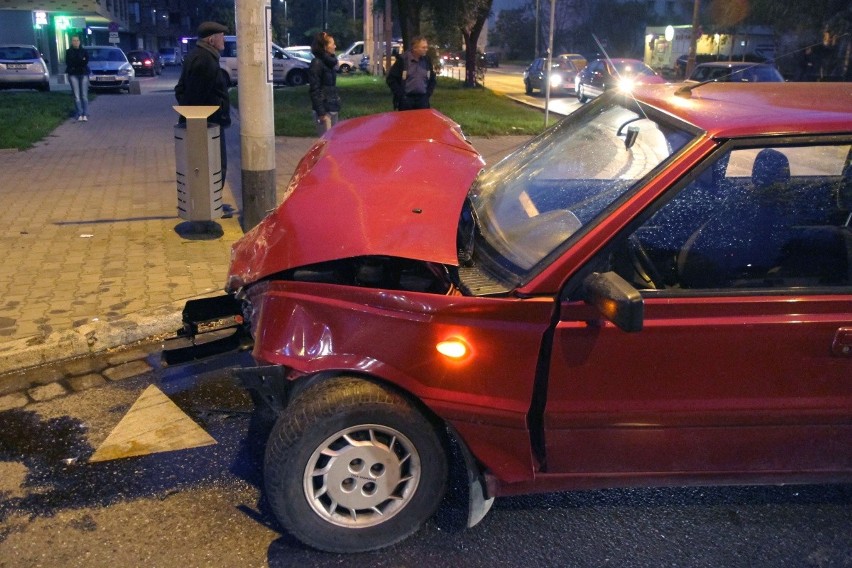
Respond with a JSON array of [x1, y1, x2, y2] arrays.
[[575, 58, 665, 102], [85, 46, 134, 92], [687, 62, 784, 83], [676, 52, 768, 78], [524, 56, 583, 95], [483, 52, 500, 67], [126, 50, 161, 77], [165, 82, 852, 553], [0, 44, 50, 92]]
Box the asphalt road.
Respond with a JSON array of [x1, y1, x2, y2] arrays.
[[479, 64, 584, 119], [1, 355, 850, 567]]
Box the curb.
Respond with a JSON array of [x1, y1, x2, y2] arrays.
[[0, 292, 221, 376], [0, 339, 163, 412]]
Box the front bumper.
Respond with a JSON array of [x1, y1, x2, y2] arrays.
[[89, 74, 131, 89], [162, 294, 253, 365]]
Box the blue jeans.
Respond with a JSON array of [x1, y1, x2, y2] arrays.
[[68, 74, 89, 117]]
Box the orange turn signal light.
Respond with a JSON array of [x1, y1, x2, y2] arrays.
[[436, 338, 469, 360]]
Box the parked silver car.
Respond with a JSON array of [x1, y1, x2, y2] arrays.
[[85, 46, 134, 92], [0, 44, 50, 92]]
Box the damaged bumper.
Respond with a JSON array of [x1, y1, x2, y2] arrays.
[[162, 294, 253, 365]]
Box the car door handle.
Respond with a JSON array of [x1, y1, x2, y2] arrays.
[[831, 327, 852, 357]]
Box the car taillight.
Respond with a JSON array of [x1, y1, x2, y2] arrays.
[[144, 59, 152, 66]]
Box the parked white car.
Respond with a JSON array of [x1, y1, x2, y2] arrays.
[[185, 36, 309, 86]]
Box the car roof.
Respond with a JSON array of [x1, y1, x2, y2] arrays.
[[633, 82, 851, 138]]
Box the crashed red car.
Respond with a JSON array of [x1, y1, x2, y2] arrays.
[[167, 83, 852, 553]]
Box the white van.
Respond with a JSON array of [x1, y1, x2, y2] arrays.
[[185, 36, 310, 86], [336, 41, 364, 73], [338, 40, 404, 73]]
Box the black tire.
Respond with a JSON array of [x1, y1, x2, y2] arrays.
[[288, 69, 307, 87], [339, 64, 351, 73], [525, 80, 533, 95], [577, 83, 588, 103], [264, 376, 448, 553]]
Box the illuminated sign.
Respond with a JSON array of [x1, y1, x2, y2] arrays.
[[33, 11, 48, 28]]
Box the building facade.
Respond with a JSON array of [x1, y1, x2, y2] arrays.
[[0, 0, 195, 74]]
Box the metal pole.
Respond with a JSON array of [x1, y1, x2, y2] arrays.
[[237, 0, 277, 230], [686, 0, 701, 78], [544, 0, 555, 127], [535, 0, 540, 58]]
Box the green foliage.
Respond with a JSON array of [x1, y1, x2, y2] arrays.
[[258, 74, 546, 137], [492, 7, 535, 59], [0, 92, 76, 150]]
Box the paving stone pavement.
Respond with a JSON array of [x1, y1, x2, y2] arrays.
[[0, 72, 530, 404]]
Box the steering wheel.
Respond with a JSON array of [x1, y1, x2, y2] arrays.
[[628, 235, 666, 289]]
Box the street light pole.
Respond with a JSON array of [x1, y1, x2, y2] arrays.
[[544, 0, 555, 127], [686, 0, 701, 78]]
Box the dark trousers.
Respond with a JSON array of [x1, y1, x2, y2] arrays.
[[398, 93, 430, 111]]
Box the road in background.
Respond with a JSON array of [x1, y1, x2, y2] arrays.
[[477, 64, 583, 118]]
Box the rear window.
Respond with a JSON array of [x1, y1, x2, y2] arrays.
[[0, 46, 39, 61]]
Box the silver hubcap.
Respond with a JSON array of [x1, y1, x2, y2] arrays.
[[304, 424, 421, 527]]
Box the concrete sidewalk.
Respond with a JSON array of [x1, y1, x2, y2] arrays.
[[0, 74, 529, 379]]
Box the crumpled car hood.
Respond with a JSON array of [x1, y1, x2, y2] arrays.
[[227, 109, 485, 291]]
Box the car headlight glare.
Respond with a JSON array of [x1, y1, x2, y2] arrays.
[[618, 77, 636, 92]]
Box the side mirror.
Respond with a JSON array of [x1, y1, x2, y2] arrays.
[[582, 271, 644, 332]]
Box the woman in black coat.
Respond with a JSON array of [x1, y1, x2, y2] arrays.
[[308, 32, 341, 135]]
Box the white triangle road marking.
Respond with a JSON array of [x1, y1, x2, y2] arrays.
[[89, 384, 217, 463]]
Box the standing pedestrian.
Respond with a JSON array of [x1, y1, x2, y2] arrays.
[[386, 36, 436, 111], [308, 31, 341, 135], [175, 21, 232, 181], [65, 36, 89, 122]]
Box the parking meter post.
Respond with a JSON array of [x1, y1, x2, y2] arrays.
[[173, 105, 224, 224]]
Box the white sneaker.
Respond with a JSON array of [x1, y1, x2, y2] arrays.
[[82, 116, 88, 122], [77, 116, 84, 122]]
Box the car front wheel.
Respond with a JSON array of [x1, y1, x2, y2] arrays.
[[577, 83, 588, 103], [264, 376, 448, 553], [525, 79, 533, 95]]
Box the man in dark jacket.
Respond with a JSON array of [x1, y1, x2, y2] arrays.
[[175, 21, 231, 180], [386, 37, 436, 111]]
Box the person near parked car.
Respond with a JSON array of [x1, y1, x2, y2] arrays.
[[308, 31, 341, 135], [386, 36, 436, 111], [174, 21, 232, 181], [65, 36, 89, 122]]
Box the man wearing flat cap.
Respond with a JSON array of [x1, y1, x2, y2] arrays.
[[175, 21, 232, 182]]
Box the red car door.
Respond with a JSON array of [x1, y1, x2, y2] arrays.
[[542, 141, 852, 483]]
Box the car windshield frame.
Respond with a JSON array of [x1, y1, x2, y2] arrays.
[[86, 48, 127, 62], [465, 93, 702, 288]]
